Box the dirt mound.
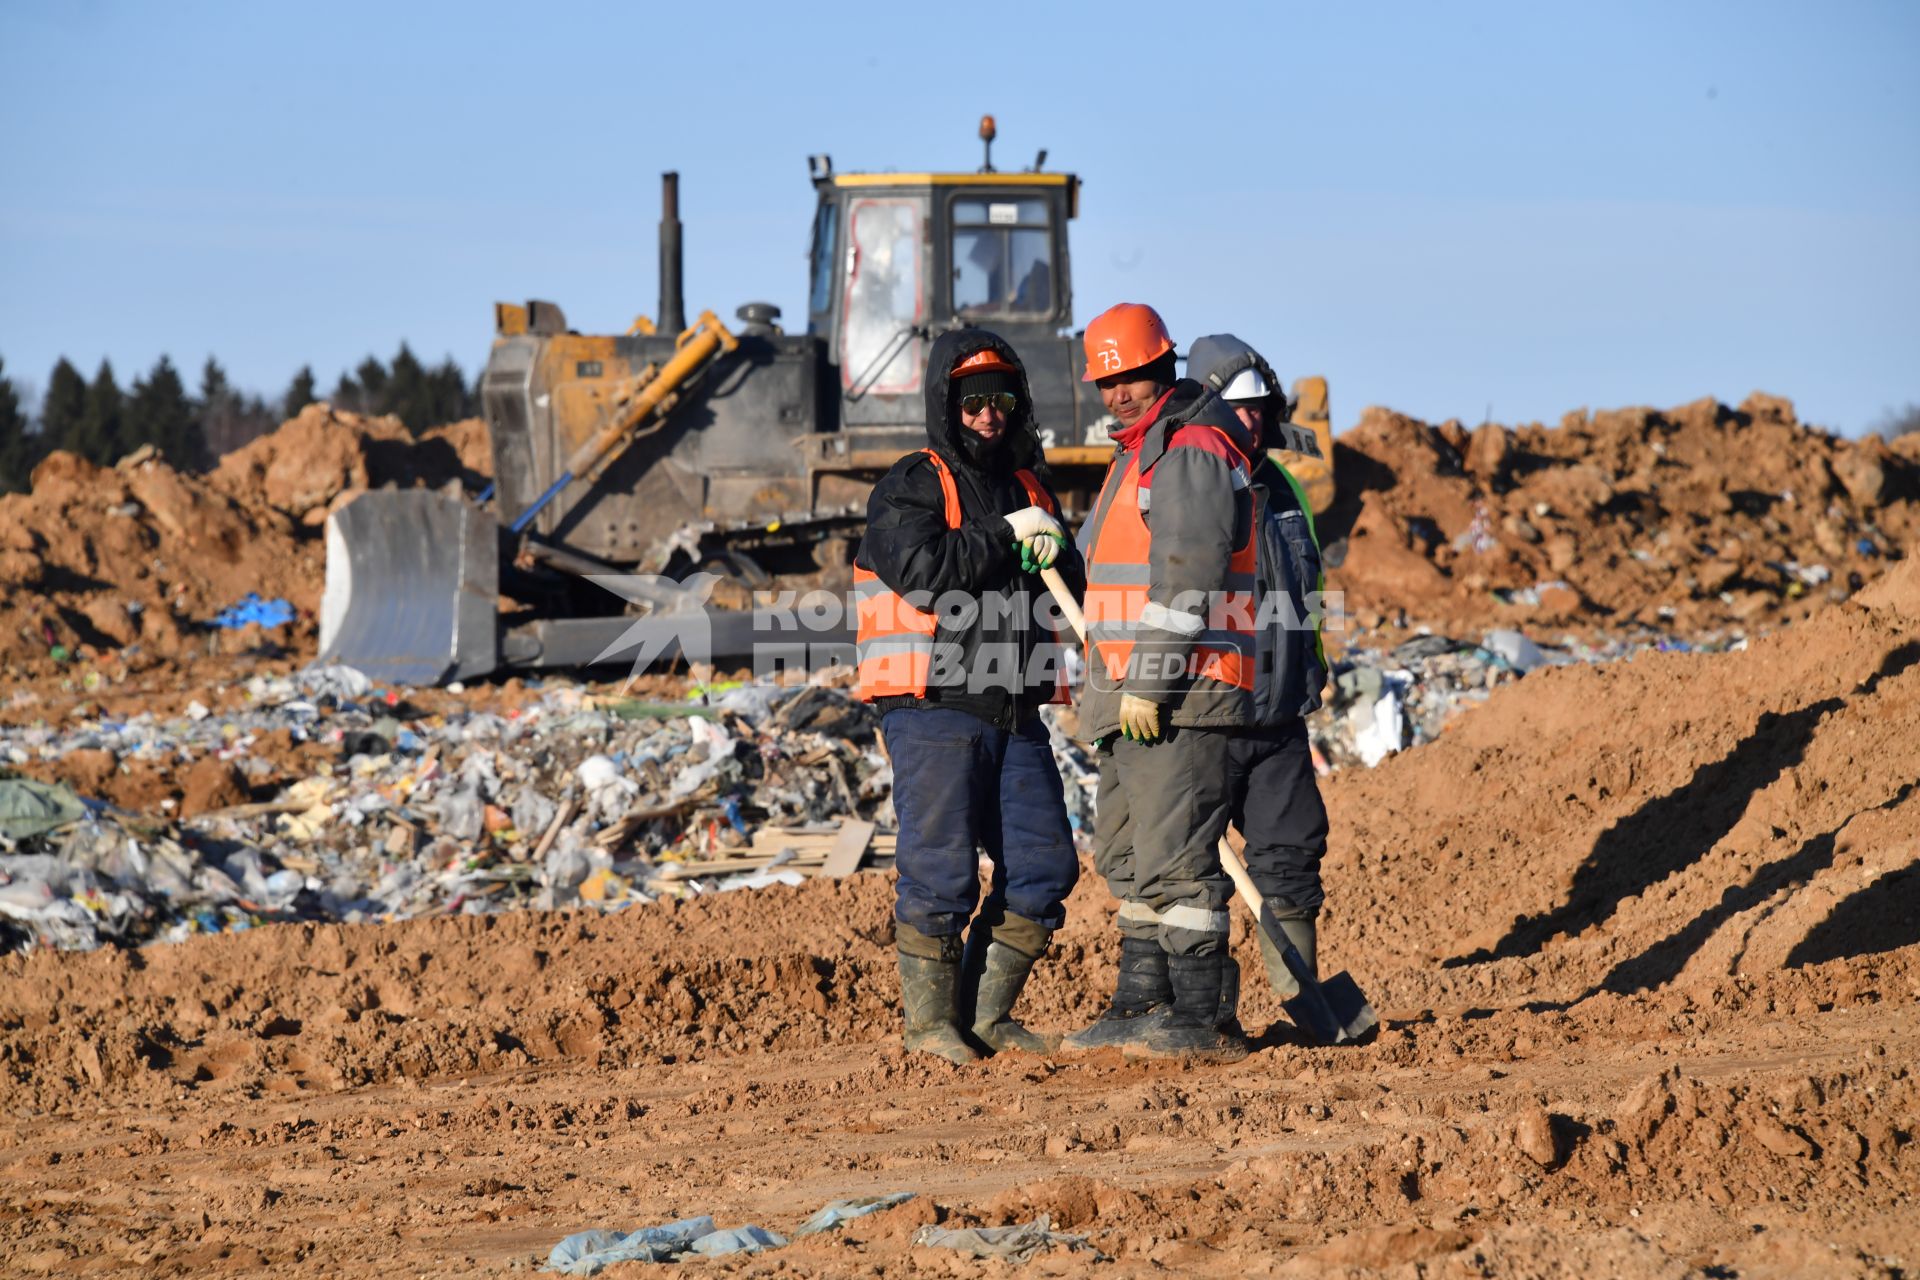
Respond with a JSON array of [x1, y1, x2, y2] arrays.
[[1326, 392, 1919, 635], [0, 449, 320, 672], [421, 415, 491, 479], [0, 407, 492, 676], [1324, 547, 1920, 1016], [210, 404, 488, 525]]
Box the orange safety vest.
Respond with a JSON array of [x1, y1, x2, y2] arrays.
[[1082, 426, 1259, 692], [855, 450, 1067, 704]]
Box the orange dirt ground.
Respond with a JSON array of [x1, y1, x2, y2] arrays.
[[0, 542, 1913, 1274]]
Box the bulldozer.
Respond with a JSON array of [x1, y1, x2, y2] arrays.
[[320, 120, 1335, 686]]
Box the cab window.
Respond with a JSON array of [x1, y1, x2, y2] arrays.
[[951, 195, 1053, 316], [841, 196, 926, 395], [808, 199, 837, 319]]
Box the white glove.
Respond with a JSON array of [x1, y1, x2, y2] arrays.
[[1005, 505, 1064, 541], [1022, 533, 1062, 569], [1118, 693, 1162, 743]]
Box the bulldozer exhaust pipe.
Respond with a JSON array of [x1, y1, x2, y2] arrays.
[[659, 171, 686, 334]]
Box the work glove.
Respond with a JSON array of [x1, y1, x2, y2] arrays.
[[1117, 692, 1162, 744], [1018, 532, 1065, 572], [1005, 505, 1064, 541]]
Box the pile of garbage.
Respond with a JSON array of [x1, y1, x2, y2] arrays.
[[0, 665, 921, 954], [0, 610, 1692, 954], [1330, 391, 1919, 635], [0, 405, 487, 674], [1312, 626, 1738, 769]]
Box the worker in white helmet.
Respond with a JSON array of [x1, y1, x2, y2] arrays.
[[1186, 334, 1332, 1038]]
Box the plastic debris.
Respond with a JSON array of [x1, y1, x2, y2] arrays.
[[792, 1191, 916, 1236], [546, 1194, 913, 1272], [1352, 682, 1407, 767], [688, 1226, 787, 1257], [209, 593, 295, 630], [0, 780, 88, 841], [1484, 628, 1549, 674], [547, 1216, 718, 1273], [913, 1214, 1106, 1263]]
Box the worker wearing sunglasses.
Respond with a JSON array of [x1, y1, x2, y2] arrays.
[[959, 390, 1019, 417], [853, 331, 1087, 1066]]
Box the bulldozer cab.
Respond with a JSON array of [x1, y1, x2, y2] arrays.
[[804, 163, 1109, 463]]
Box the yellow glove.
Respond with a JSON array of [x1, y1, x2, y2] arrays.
[[1118, 693, 1162, 743]]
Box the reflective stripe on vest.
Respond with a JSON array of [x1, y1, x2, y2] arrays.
[[1082, 425, 1259, 692], [854, 450, 1066, 703]]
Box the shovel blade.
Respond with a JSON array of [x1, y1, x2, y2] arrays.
[[1320, 971, 1379, 1042], [1278, 944, 1378, 1046], [1281, 989, 1344, 1045]]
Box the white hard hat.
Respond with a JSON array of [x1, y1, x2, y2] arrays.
[[1221, 367, 1272, 402]]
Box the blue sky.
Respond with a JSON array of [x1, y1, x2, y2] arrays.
[[2, 0, 1915, 435]]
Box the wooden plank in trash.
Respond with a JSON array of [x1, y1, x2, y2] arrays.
[[821, 819, 876, 879]]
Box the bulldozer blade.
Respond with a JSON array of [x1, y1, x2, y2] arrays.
[[319, 490, 500, 687], [1277, 940, 1379, 1046]]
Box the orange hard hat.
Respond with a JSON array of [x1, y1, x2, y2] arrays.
[[1081, 303, 1175, 382], [951, 347, 1017, 378]]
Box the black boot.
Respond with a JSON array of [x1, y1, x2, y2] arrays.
[[897, 927, 981, 1066], [1132, 952, 1251, 1062], [1216, 954, 1244, 1038], [1062, 935, 1172, 1051]]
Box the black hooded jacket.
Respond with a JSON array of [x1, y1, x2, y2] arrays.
[[855, 328, 1087, 728]]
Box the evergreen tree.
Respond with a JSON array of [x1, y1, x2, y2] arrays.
[[386, 342, 434, 434], [430, 356, 474, 426], [0, 356, 33, 494], [40, 357, 87, 457], [128, 355, 206, 469], [354, 355, 389, 412], [284, 365, 317, 417], [196, 355, 272, 458], [331, 370, 362, 412], [72, 360, 126, 465], [200, 356, 230, 406]]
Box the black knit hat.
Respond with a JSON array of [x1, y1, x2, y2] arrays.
[[954, 368, 1021, 404]]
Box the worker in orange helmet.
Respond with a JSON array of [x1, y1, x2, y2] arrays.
[[1063, 303, 1261, 1063], [854, 331, 1085, 1065]]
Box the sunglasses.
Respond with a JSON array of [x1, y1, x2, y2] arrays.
[[960, 391, 1018, 416]]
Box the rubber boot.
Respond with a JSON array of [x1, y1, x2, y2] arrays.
[[896, 926, 981, 1066], [970, 941, 1058, 1054], [1256, 907, 1317, 1000], [1061, 934, 1173, 1051], [1131, 952, 1251, 1063], [1216, 955, 1245, 1038]]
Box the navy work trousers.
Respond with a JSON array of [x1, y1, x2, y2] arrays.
[[882, 707, 1079, 938], [1227, 718, 1330, 914]]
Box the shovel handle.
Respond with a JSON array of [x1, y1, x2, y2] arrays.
[[1038, 565, 1087, 646], [1216, 836, 1271, 930], [1037, 566, 1284, 962]]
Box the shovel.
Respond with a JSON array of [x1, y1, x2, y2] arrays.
[[1217, 836, 1377, 1045], [1035, 565, 1377, 1046]]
